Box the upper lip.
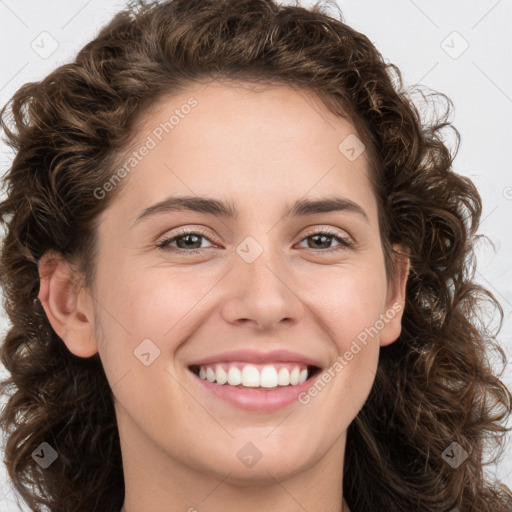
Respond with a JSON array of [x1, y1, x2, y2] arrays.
[[188, 349, 323, 369]]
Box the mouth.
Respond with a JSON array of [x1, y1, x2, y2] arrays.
[[186, 349, 325, 411], [187, 361, 323, 412], [188, 363, 322, 390]]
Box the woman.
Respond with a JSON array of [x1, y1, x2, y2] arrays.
[[0, 0, 510, 511]]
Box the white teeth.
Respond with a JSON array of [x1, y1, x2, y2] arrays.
[[206, 367, 216, 382], [289, 367, 300, 385], [278, 367, 290, 386], [215, 364, 228, 385], [242, 365, 260, 387], [195, 363, 311, 388], [260, 365, 278, 388], [227, 367, 242, 386]]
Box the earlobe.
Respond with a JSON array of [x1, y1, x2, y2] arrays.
[[38, 250, 98, 358], [379, 244, 410, 347]]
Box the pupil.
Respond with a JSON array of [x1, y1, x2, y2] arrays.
[[311, 234, 330, 249], [179, 234, 200, 249]]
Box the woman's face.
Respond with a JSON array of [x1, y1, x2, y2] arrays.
[[56, 81, 408, 494]]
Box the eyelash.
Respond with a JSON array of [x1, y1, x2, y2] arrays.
[[156, 227, 353, 255]]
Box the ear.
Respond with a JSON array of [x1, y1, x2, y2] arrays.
[[37, 250, 98, 358], [379, 244, 410, 347]]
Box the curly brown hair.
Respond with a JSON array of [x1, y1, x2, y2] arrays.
[[0, 0, 510, 511]]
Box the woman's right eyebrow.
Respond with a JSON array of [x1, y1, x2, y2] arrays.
[[131, 194, 370, 228]]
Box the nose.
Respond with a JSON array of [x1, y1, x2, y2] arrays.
[[219, 242, 306, 331]]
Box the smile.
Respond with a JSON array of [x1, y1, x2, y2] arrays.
[[190, 362, 317, 389], [188, 361, 322, 412]]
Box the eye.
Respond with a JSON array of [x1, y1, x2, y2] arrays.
[[157, 228, 215, 255], [157, 226, 353, 256], [296, 228, 353, 252]]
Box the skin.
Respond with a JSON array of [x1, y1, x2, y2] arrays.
[[38, 80, 409, 512]]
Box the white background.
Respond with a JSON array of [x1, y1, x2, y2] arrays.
[[0, 0, 510, 510]]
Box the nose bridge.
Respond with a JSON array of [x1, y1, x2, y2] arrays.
[[237, 233, 288, 296], [221, 232, 303, 328]]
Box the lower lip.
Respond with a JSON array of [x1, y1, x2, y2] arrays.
[[189, 369, 321, 412]]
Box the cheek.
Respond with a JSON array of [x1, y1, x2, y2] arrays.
[[92, 264, 217, 393], [91, 270, 191, 428], [297, 262, 388, 346], [98, 263, 205, 339]]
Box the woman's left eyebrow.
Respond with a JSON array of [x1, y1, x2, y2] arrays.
[[131, 194, 370, 228]]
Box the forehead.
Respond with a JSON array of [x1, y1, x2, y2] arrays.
[[102, 80, 378, 228]]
